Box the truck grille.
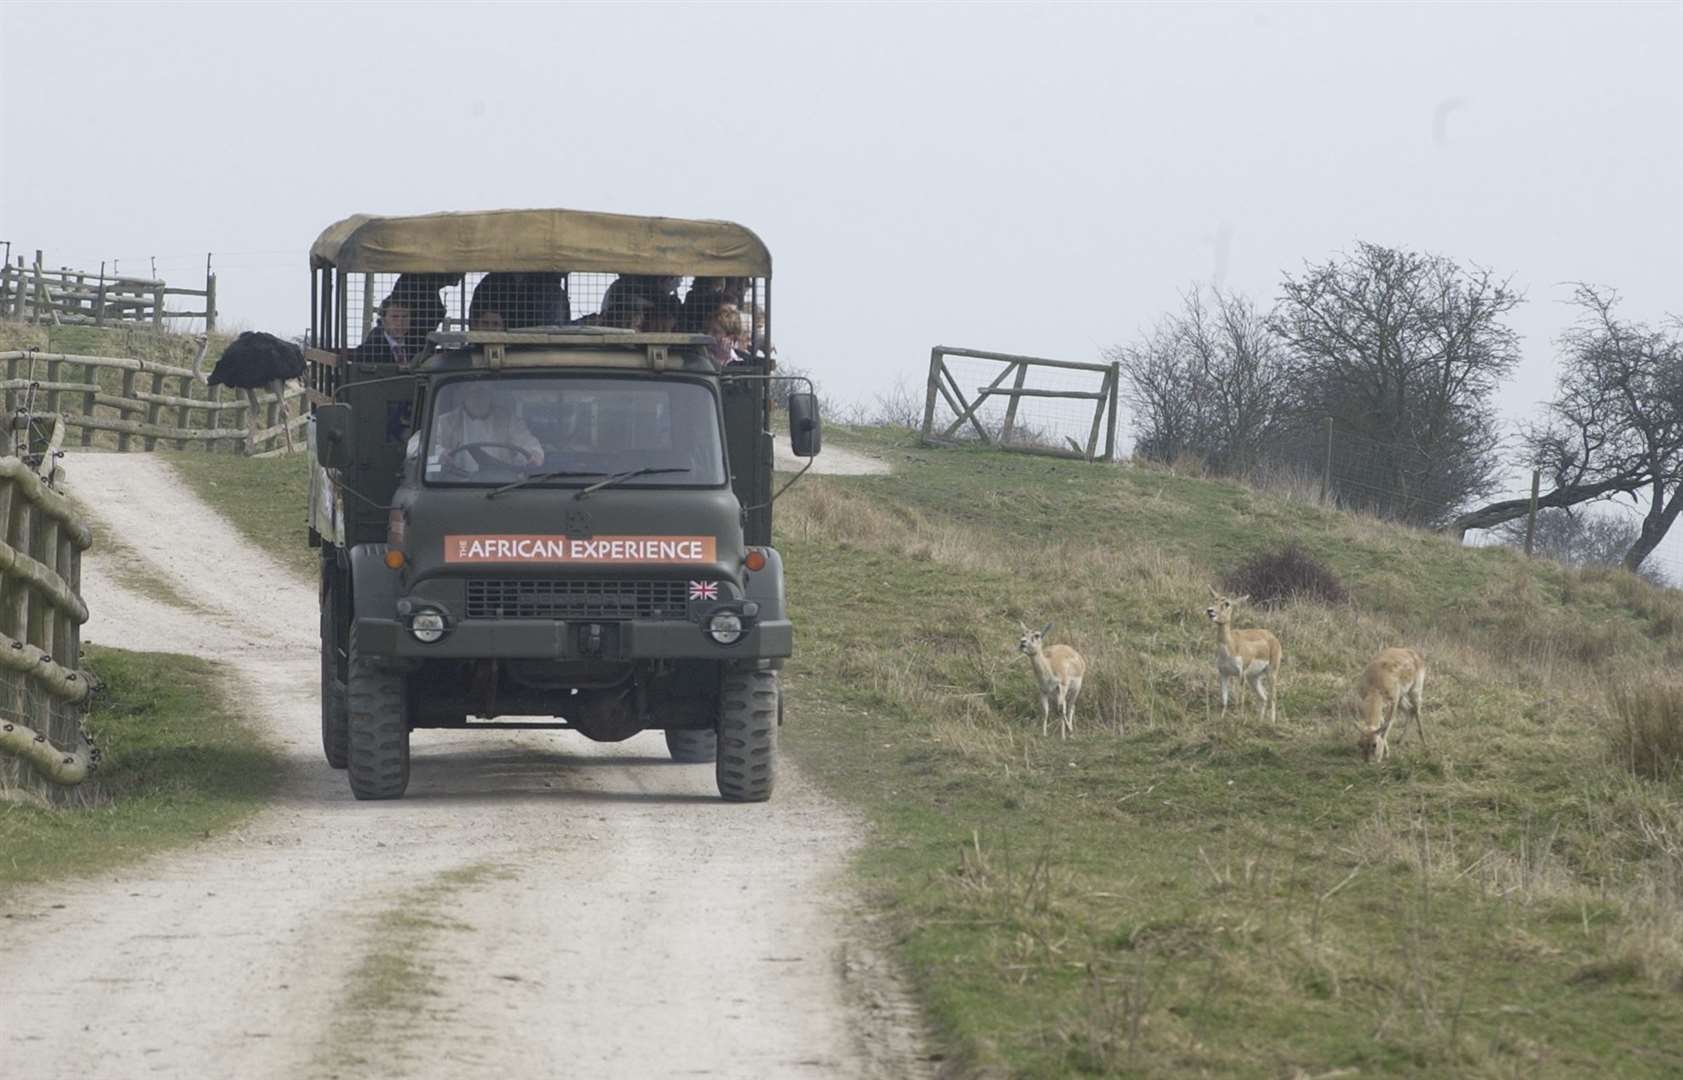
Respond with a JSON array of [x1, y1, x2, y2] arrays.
[[465, 578, 695, 620]]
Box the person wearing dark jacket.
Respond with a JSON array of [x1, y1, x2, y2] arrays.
[[351, 293, 417, 365]]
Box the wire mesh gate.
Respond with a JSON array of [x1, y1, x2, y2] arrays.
[[920, 346, 1121, 462]]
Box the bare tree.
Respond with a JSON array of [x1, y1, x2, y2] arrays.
[[1270, 243, 1522, 526], [1496, 508, 1672, 586], [1111, 286, 1286, 474], [1452, 286, 1683, 572]]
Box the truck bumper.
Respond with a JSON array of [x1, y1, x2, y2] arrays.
[[354, 617, 793, 661]]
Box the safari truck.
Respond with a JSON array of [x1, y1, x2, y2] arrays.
[[303, 209, 820, 801]]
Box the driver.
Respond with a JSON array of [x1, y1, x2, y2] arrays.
[[433, 382, 544, 473]]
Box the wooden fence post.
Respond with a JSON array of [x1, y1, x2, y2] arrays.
[[117, 370, 137, 451], [1103, 361, 1120, 463], [205, 270, 217, 332], [999, 361, 1028, 444], [1320, 417, 1334, 504], [920, 347, 942, 445], [44, 357, 62, 418], [32, 250, 44, 325], [143, 372, 165, 451], [1524, 468, 1541, 556], [175, 374, 192, 451], [80, 361, 97, 448]]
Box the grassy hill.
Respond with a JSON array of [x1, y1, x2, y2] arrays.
[[776, 428, 1681, 1077], [164, 425, 1683, 1077]]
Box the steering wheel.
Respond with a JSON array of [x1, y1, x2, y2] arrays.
[[442, 441, 539, 471]]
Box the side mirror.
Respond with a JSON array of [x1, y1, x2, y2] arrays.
[[314, 403, 353, 469], [788, 392, 822, 458]]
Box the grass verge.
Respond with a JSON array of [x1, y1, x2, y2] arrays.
[[163, 450, 316, 580], [0, 646, 277, 892]]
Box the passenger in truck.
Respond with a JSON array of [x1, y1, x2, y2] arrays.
[[430, 382, 545, 474]]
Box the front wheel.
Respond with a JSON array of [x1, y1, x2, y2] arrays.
[[346, 625, 410, 800], [716, 669, 777, 802], [665, 729, 717, 763]]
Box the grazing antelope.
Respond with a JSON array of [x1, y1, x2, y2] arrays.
[[1016, 621, 1087, 739], [1355, 647, 1426, 763], [1204, 587, 1282, 721]]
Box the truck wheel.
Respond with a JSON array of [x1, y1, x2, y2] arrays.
[[346, 625, 410, 800], [320, 578, 348, 770], [716, 669, 777, 802], [665, 729, 717, 763]]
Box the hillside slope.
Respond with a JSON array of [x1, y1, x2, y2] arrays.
[[776, 428, 1682, 1078], [160, 425, 1683, 1077]]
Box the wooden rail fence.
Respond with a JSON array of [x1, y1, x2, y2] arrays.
[[921, 345, 1121, 463], [0, 248, 217, 330], [3, 349, 307, 456], [0, 448, 97, 801]]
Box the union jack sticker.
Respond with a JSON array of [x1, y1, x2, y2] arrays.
[[688, 580, 719, 600]]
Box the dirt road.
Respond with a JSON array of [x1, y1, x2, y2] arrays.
[[0, 453, 924, 1079]]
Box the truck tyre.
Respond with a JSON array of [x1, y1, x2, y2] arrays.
[[346, 624, 410, 800], [716, 669, 777, 802], [665, 729, 717, 763], [320, 577, 348, 770]]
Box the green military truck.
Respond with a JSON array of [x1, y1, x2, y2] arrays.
[[304, 209, 820, 802]]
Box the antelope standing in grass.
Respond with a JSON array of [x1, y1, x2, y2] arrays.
[[1205, 588, 1282, 721], [1016, 621, 1086, 739], [1355, 647, 1426, 763]]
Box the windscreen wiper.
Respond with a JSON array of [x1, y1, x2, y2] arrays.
[[486, 469, 604, 500], [573, 466, 691, 500]]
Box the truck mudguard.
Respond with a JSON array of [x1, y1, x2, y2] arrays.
[[742, 547, 787, 622], [349, 543, 400, 622]]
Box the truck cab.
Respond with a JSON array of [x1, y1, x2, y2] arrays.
[[303, 210, 818, 801]]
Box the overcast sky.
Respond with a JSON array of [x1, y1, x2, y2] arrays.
[[3, 3, 1680, 447]]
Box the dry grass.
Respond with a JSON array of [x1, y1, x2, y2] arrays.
[[1608, 681, 1683, 783]]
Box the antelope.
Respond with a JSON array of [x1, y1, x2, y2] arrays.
[[1204, 587, 1282, 721], [1016, 621, 1086, 739], [1354, 647, 1426, 763]]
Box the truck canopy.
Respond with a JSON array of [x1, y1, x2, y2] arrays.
[[309, 208, 772, 278]]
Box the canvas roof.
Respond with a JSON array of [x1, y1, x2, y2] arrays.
[[309, 208, 771, 277]]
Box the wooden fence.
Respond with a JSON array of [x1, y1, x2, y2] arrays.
[[0, 249, 216, 331], [0, 443, 96, 801], [3, 348, 307, 456], [921, 345, 1121, 463]]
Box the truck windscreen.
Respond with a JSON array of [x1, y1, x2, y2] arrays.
[[423, 376, 727, 488]]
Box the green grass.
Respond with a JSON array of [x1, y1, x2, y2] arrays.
[[163, 450, 317, 580], [0, 646, 278, 892], [774, 429, 1683, 1077]]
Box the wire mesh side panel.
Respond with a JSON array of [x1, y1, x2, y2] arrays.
[[339, 273, 766, 363]]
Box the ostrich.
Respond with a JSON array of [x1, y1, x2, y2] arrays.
[[191, 331, 306, 452]]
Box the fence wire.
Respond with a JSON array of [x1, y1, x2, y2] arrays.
[[1220, 421, 1683, 589], [935, 353, 1112, 450]]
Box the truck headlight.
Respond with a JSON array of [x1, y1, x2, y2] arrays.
[[706, 611, 744, 645], [411, 611, 447, 643]]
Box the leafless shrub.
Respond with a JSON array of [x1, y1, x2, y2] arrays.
[[1223, 545, 1349, 607]]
